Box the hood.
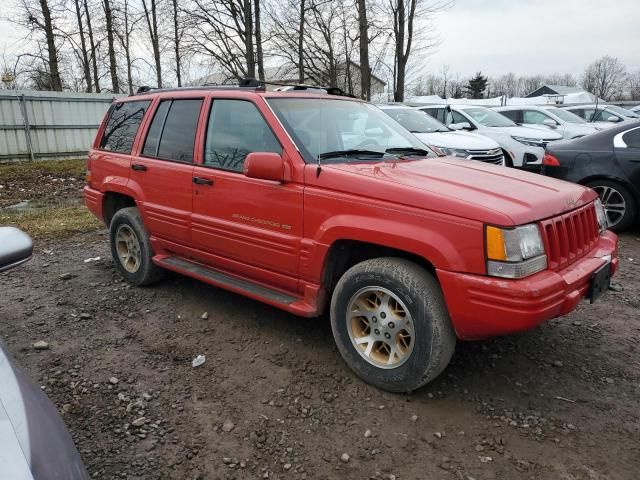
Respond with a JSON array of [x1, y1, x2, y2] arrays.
[[490, 125, 563, 141], [314, 157, 596, 226], [565, 124, 600, 137], [0, 341, 89, 480], [413, 131, 500, 150]]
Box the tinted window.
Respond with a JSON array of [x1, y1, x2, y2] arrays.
[[570, 108, 585, 119], [142, 101, 171, 157], [204, 100, 281, 172], [100, 100, 150, 153], [594, 109, 621, 122], [499, 110, 520, 122], [156, 100, 202, 162], [622, 129, 640, 149], [523, 110, 553, 124], [450, 110, 469, 125]]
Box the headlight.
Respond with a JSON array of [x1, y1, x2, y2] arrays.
[[594, 198, 608, 233], [511, 136, 544, 147], [485, 224, 547, 279], [432, 146, 469, 158]]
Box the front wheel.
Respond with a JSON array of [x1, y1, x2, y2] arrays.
[[330, 258, 456, 392]]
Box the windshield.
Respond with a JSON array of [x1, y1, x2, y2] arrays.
[[460, 107, 516, 127], [545, 107, 587, 124], [381, 107, 450, 133], [607, 105, 640, 118], [267, 98, 434, 162]]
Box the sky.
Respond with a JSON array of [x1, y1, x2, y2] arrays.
[[1, 0, 639, 79], [425, 0, 640, 77]]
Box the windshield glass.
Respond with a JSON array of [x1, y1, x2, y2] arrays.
[[607, 105, 640, 118], [381, 107, 450, 133], [267, 98, 433, 162], [546, 107, 587, 124], [460, 107, 516, 127]]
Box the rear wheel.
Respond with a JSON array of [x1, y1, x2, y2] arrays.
[[330, 258, 456, 393], [586, 180, 637, 232], [109, 207, 165, 285]]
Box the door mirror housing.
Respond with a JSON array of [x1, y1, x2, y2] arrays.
[[607, 115, 620, 123], [450, 122, 472, 131], [542, 118, 558, 127], [0, 227, 33, 272], [244, 152, 285, 182]]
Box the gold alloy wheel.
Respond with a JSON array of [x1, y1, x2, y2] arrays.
[[115, 224, 142, 273], [346, 286, 415, 369]]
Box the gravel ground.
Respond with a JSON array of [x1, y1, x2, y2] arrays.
[[1, 228, 639, 480]]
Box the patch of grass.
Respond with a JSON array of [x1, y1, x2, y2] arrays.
[[0, 158, 86, 183], [0, 204, 102, 239]]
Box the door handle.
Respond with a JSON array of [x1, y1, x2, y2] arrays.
[[131, 163, 147, 171], [193, 176, 214, 186]]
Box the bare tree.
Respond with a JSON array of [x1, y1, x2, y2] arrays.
[[356, 0, 370, 99], [628, 70, 640, 101], [103, 0, 120, 91], [114, 0, 139, 94], [83, 0, 101, 91], [254, 0, 265, 80], [581, 55, 627, 101], [141, 0, 162, 87], [172, 0, 182, 86], [71, 0, 92, 91]]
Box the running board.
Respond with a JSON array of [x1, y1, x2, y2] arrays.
[[158, 256, 299, 305]]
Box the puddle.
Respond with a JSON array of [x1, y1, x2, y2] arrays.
[[2, 198, 81, 213]]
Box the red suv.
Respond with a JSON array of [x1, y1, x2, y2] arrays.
[[84, 82, 618, 392]]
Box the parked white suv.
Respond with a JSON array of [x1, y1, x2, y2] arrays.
[[494, 105, 600, 139], [564, 104, 640, 128], [420, 105, 562, 168], [379, 105, 504, 165]]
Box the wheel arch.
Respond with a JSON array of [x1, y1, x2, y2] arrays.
[[103, 191, 137, 226]]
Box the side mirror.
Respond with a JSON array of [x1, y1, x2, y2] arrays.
[[450, 122, 472, 131], [607, 116, 620, 123], [244, 152, 285, 182], [0, 227, 33, 272], [543, 118, 558, 127]]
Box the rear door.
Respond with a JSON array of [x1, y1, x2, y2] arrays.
[[614, 126, 640, 193], [190, 98, 304, 291], [129, 98, 204, 246]]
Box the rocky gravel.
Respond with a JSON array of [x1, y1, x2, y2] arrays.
[[1, 229, 639, 479]]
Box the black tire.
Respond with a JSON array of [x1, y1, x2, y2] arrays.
[[586, 179, 637, 232], [501, 149, 514, 168], [330, 257, 456, 393], [109, 207, 165, 286]]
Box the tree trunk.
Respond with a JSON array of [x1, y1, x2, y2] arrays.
[[83, 0, 100, 92], [39, 0, 62, 91], [73, 0, 92, 92], [122, 0, 134, 94], [357, 0, 370, 100], [297, 0, 305, 83], [103, 0, 119, 92], [243, 0, 255, 78], [172, 0, 181, 86], [254, 0, 265, 81], [393, 0, 405, 101], [142, 0, 162, 87]]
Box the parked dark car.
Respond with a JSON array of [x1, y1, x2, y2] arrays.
[[0, 227, 89, 480], [543, 121, 640, 231]]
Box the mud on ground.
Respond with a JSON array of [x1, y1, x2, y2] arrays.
[[1, 228, 639, 480]]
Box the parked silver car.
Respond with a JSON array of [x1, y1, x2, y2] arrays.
[[0, 227, 89, 480], [494, 105, 600, 139], [564, 104, 640, 127]]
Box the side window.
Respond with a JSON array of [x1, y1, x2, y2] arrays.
[[99, 100, 150, 153], [142, 99, 202, 162], [523, 110, 551, 124], [622, 129, 640, 149], [450, 110, 468, 125], [571, 108, 585, 119], [204, 100, 281, 172], [595, 109, 619, 122], [500, 110, 520, 122], [421, 108, 438, 121]]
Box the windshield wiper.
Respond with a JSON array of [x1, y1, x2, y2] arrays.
[[385, 147, 430, 156], [318, 149, 386, 160]]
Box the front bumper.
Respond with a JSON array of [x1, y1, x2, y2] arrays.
[[437, 231, 618, 340]]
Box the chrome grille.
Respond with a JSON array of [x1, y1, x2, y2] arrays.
[[539, 203, 599, 271], [467, 148, 504, 165]]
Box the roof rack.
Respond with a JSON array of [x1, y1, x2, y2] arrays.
[[130, 78, 355, 98]]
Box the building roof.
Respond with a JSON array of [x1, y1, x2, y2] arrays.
[[525, 84, 585, 97]]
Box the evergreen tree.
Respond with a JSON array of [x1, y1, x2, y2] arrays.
[[465, 72, 488, 99]]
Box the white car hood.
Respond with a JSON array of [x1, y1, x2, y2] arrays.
[[489, 125, 563, 141], [414, 131, 499, 150]]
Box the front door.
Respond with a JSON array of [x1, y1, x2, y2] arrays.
[[130, 98, 203, 246], [191, 98, 304, 291]]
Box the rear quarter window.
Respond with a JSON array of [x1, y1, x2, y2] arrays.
[[622, 129, 640, 149], [99, 100, 151, 154]]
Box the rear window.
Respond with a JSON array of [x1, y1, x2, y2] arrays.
[[99, 100, 151, 153]]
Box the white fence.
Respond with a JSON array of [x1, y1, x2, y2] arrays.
[[0, 90, 121, 163]]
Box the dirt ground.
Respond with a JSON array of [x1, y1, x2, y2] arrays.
[[0, 230, 637, 480], [1, 161, 639, 479]]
